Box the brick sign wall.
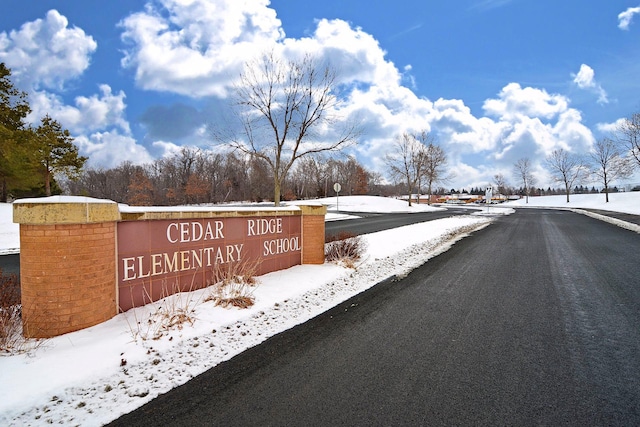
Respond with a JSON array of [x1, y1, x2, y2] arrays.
[[117, 215, 302, 311], [14, 197, 325, 338]]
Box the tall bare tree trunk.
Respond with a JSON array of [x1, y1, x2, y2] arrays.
[[0, 178, 7, 203], [274, 176, 282, 207], [45, 169, 51, 196]]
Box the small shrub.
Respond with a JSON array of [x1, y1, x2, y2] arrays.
[[0, 305, 22, 353], [0, 268, 21, 352], [205, 258, 261, 309], [325, 232, 366, 265], [0, 268, 45, 354], [124, 278, 202, 342], [0, 268, 20, 306]]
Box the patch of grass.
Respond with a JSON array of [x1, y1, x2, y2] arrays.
[[325, 232, 366, 267], [0, 268, 46, 355], [1, 268, 22, 352], [205, 258, 261, 309], [123, 278, 203, 342]]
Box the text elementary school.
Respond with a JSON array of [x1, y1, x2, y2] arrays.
[[13, 196, 326, 338]]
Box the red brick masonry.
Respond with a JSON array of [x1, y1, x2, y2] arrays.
[[20, 222, 117, 338], [302, 212, 326, 264]]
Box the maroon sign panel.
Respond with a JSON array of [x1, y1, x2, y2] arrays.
[[117, 215, 301, 311]]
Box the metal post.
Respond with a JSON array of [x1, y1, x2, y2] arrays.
[[333, 183, 341, 212]]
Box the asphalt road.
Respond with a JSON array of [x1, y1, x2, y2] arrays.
[[0, 253, 19, 276], [108, 209, 640, 426], [325, 206, 475, 237]]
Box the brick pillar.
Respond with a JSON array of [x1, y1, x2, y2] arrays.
[[13, 197, 120, 338], [299, 205, 327, 264]]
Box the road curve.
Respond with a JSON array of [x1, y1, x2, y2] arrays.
[[325, 207, 475, 237], [109, 209, 640, 426]]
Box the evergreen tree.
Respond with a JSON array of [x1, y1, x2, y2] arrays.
[[0, 63, 32, 202], [32, 115, 87, 196]]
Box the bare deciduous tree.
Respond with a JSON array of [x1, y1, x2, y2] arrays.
[[421, 134, 450, 205], [247, 156, 273, 202], [513, 157, 535, 203], [545, 148, 588, 203], [221, 51, 359, 206], [616, 112, 640, 169], [493, 173, 510, 197], [126, 169, 154, 206], [385, 132, 428, 206], [334, 156, 369, 196], [590, 138, 634, 203], [289, 157, 318, 199]]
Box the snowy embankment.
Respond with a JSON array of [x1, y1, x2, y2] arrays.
[[0, 196, 488, 426]]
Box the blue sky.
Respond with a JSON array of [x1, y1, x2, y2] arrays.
[[1, 0, 640, 190]]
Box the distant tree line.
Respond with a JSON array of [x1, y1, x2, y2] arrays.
[[439, 186, 627, 197], [62, 148, 404, 205]]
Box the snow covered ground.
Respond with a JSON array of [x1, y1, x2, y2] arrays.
[[503, 191, 640, 215], [0, 193, 638, 426], [0, 203, 19, 255]]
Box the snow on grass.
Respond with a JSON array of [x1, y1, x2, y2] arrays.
[[0, 203, 19, 255], [291, 195, 446, 214], [502, 191, 640, 215], [502, 192, 640, 233], [288, 195, 445, 221]]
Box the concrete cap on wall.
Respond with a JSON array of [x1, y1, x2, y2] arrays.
[[13, 196, 121, 225], [119, 204, 301, 221], [118, 204, 327, 221], [298, 204, 327, 216]]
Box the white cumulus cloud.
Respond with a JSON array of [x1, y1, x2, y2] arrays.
[[483, 83, 569, 120], [0, 9, 97, 90], [618, 6, 640, 30], [476, 83, 595, 182], [571, 64, 608, 104], [0, 10, 143, 170], [75, 131, 154, 169], [119, 0, 284, 97], [596, 118, 626, 134], [27, 85, 130, 135]]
